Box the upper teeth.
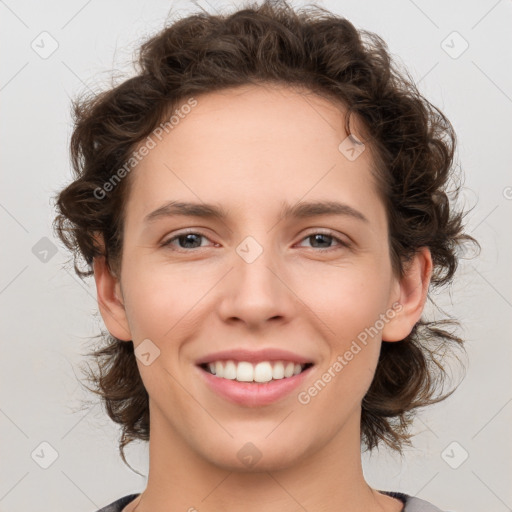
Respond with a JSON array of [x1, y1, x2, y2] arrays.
[[206, 360, 305, 383]]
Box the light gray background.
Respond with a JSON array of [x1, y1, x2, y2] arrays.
[[1, 0, 511, 511]]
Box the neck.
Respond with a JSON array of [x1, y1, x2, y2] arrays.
[[129, 402, 400, 512]]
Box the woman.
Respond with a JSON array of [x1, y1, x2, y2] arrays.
[[53, 1, 476, 510]]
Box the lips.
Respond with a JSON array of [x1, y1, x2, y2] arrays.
[[195, 348, 315, 366], [196, 362, 314, 406], [194, 348, 315, 406]]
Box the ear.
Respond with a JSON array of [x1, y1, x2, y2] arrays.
[[92, 235, 132, 341], [382, 246, 433, 342]]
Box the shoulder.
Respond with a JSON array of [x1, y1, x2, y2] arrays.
[[96, 491, 451, 512], [94, 494, 140, 512], [380, 490, 450, 511]]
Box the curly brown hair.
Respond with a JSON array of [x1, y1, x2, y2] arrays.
[[53, 0, 478, 467]]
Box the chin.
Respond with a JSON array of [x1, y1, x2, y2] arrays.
[[201, 438, 306, 473]]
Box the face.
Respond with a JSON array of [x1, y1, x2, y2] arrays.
[[102, 83, 420, 472]]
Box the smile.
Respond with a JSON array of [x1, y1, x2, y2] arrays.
[[197, 361, 315, 407], [200, 360, 314, 383]]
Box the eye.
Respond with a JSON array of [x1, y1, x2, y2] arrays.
[[160, 230, 215, 251], [160, 229, 350, 252], [297, 231, 350, 251]]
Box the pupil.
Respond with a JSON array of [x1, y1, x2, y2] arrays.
[[180, 234, 201, 248], [312, 234, 330, 248]]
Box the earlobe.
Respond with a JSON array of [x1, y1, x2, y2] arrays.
[[93, 256, 132, 341], [382, 247, 433, 342]]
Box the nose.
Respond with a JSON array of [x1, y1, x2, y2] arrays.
[[216, 237, 296, 328]]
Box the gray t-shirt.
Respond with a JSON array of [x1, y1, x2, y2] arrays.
[[95, 491, 448, 511]]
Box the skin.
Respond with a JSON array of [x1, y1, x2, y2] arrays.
[[94, 83, 432, 512]]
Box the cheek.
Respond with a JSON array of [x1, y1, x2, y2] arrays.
[[121, 241, 394, 348], [121, 260, 211, 340], [298, 263, 391, 390], [299, 262, 393, 338]]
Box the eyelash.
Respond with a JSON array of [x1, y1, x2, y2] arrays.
[[160, 229, 351, 253]]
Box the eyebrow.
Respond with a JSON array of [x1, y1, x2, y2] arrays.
[[143, 200, 369, 224]]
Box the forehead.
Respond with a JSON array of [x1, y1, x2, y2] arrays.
[[124, 83, 386, 229]]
